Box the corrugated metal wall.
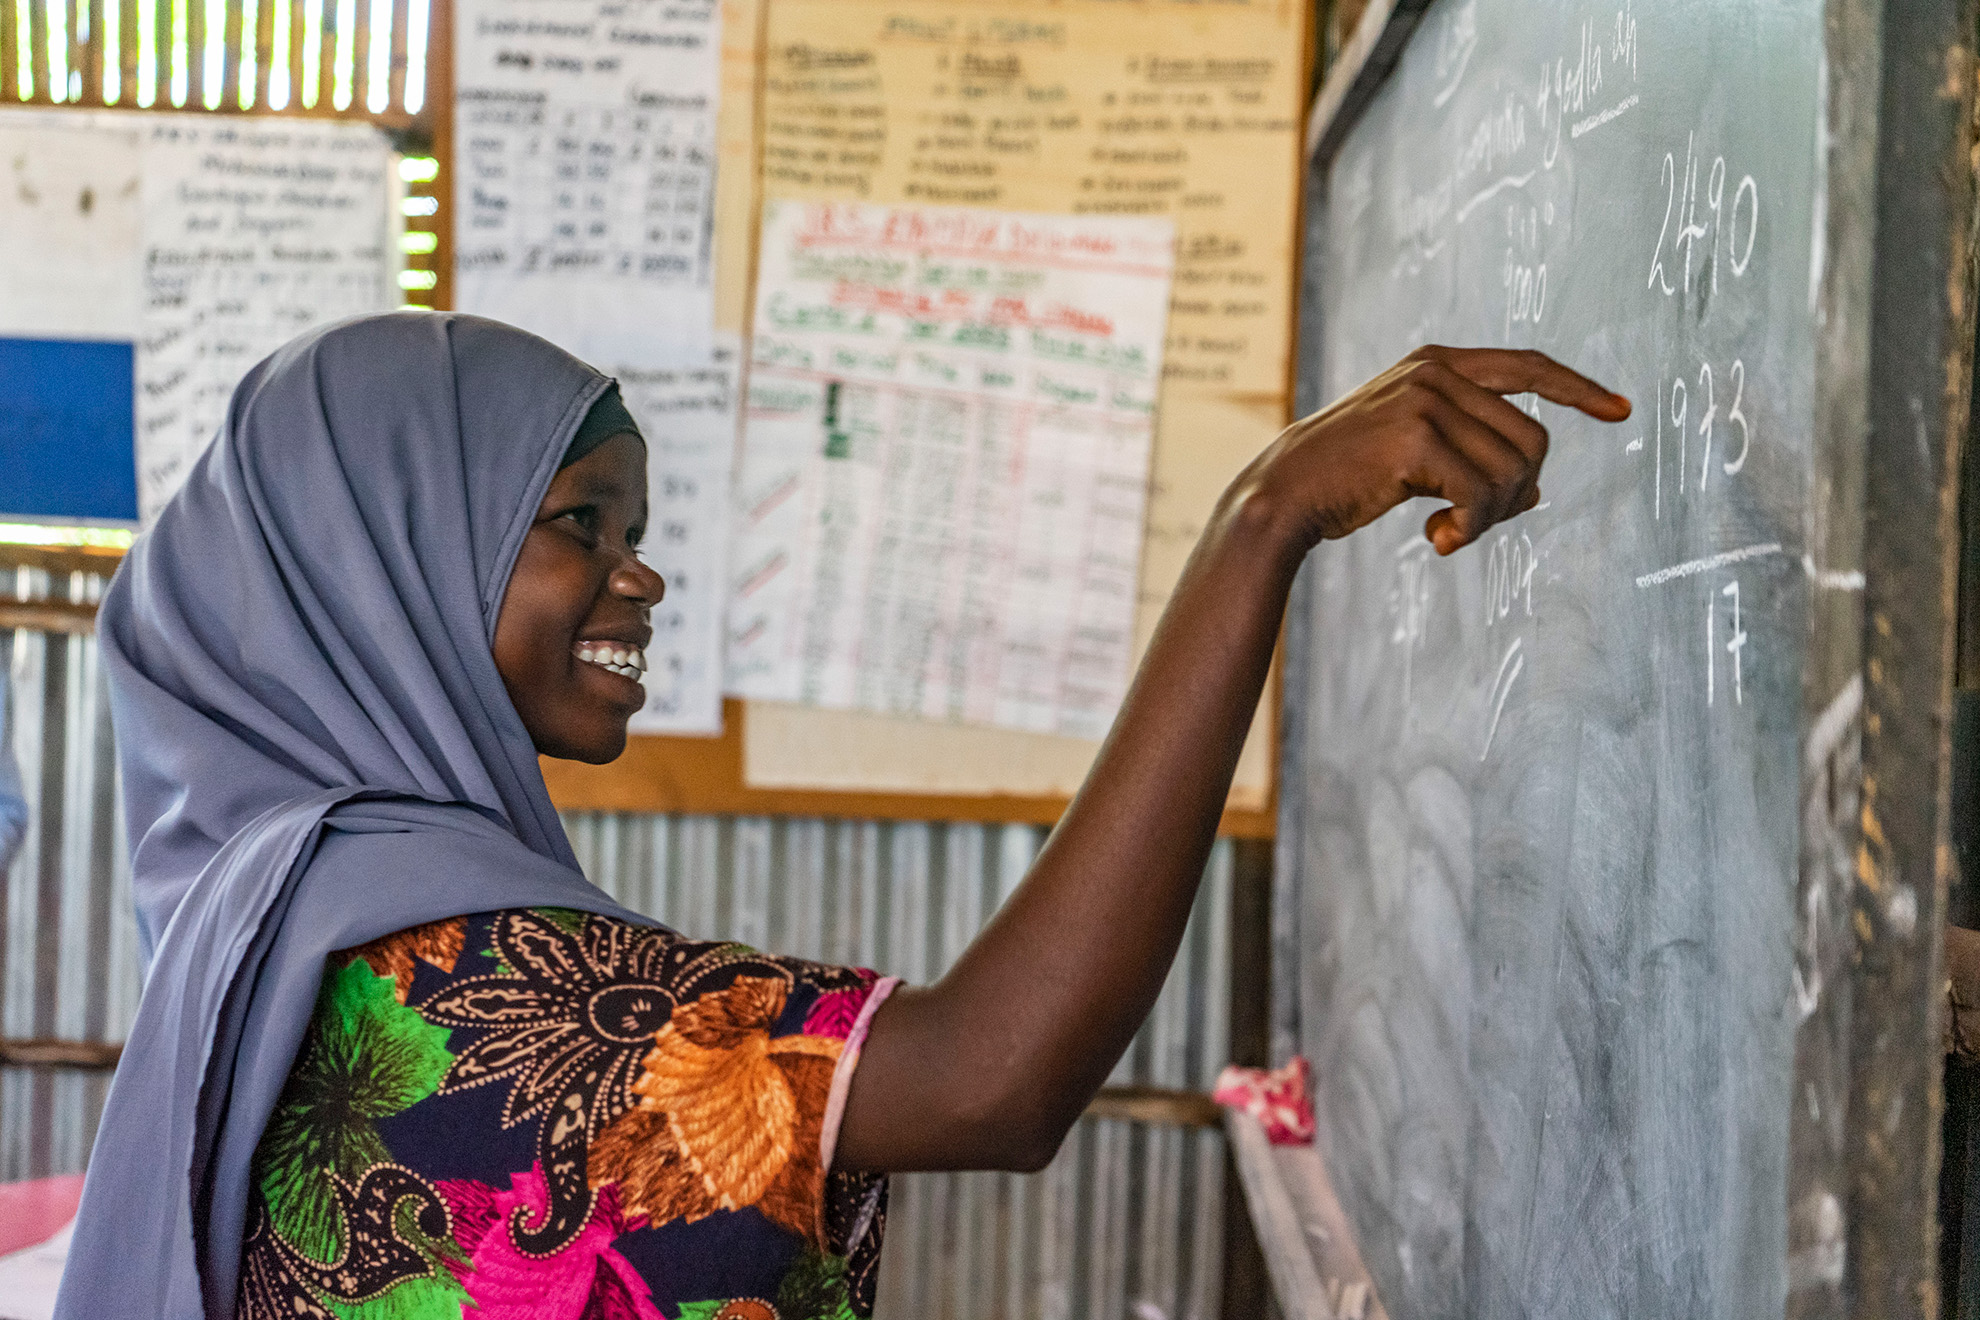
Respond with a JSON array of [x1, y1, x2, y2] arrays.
[[1, 571, 1235, 1320], [1, 566, 139, 1184]]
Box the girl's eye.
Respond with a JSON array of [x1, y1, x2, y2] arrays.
[[556, 505, 601, 537]]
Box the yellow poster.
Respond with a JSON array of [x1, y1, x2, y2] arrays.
[[760, 0, 1306, 394]]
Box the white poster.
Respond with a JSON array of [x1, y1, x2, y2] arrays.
[[454, 0, 730, 731], [453, 0, 719, 366], [137, 116, 397, 519], [726, 200, 1176, 740], [0, 110, 143, 342], [621, 335, 737, 736]]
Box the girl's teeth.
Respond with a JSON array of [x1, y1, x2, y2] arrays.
[[576, 643, 646, 680]]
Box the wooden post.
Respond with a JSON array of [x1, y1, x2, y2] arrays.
[[184, 0, 203, 107], [28, 0, 52, 103], [345, 0, 364, 112], [384, 0, 402, 111], [426, 0, 450, 310], [1845, 0, 1980, 1309], [150, 0, 168, 105], [3, 0, 19, 102], [248, 0, 269, 107], [218, 0, 240, 108], [74, 0, 95, 101], [282, 0, 299, 108], [118, 0, 139, 103]]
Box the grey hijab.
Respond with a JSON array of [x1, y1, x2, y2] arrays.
[[57, 312, 650, 1318]]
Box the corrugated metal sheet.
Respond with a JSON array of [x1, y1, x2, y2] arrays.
[[1, 566, 140, 1183], [1, 592, 1233, 1319]]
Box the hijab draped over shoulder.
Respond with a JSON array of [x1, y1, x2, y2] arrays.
[[58, 312, 650, 1318]]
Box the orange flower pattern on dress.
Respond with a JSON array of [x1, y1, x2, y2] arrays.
[[588, 976, 843, 1241], [347, 916, 467, 1002], [240, 907, 894, 1320]]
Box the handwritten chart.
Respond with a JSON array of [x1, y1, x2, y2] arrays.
[[727, 199, 1175, 738], [760, 0, 1300, 394], [454, 0, 721, 365], [136, 116, 396, 521], [738, 0, 1301, 801]]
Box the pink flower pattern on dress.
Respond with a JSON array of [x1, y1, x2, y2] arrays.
[[438, 1164, 662, 1319], [801, 969, 879, 1040]]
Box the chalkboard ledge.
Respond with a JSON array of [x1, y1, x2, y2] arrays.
[[1226, 1108, 1387, 1320]]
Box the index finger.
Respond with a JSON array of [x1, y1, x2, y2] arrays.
[[1419, 346, 1631, 422]]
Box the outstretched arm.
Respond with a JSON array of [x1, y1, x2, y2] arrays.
[[836, 347, 1631, 1172]]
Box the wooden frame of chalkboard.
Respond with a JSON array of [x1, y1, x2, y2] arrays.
[[1238, 0, 1980, 1316]]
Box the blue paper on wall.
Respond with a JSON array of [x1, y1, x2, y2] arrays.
[[0, 336, 138, 523]]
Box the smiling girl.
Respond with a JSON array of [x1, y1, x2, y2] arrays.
[[55, 312, 1626, 1319]]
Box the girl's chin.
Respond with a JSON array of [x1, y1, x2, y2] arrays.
[[533, 694, 639, 763], [551, 723, 632, 765]]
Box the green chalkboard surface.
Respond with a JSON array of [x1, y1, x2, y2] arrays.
[[1263, 0, 1978, 1314]]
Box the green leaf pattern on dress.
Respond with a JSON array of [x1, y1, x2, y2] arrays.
[[251, 956, 468, 1320]]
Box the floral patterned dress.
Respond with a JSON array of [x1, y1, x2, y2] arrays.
[[235, 907, 897, 1320]]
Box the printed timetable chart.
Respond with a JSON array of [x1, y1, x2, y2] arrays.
[[454, 0, 722, 365], [726, 199, 1175, 739]]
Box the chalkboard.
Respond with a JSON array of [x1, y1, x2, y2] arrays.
[[1258, 0, 1979, 1315]]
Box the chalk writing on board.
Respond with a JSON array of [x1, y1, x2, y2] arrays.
[[1645, 356, 1756, 518], [1389, 539, 1433, 721], [1479, 634, 1524, 760], [1647, 134, 1760, 299], [1535, 1, 1642, 156], [726, 199, 1175, 738], [1483, 529, 1536, 626], [138, 116, 395, 521], [1430, 1, 1479, 109], [453, 0, 720, 364], [1501, 200, 1550, 334]]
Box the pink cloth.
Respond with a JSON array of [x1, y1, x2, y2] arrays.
[[803, 969, 881, 1040], [1214, 1057, 1317, 1145], [0, 1175, 85, 1256], [814, 975, 900, 1241]]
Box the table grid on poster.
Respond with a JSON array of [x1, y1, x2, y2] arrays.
[[460, 99, 715, 286]]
